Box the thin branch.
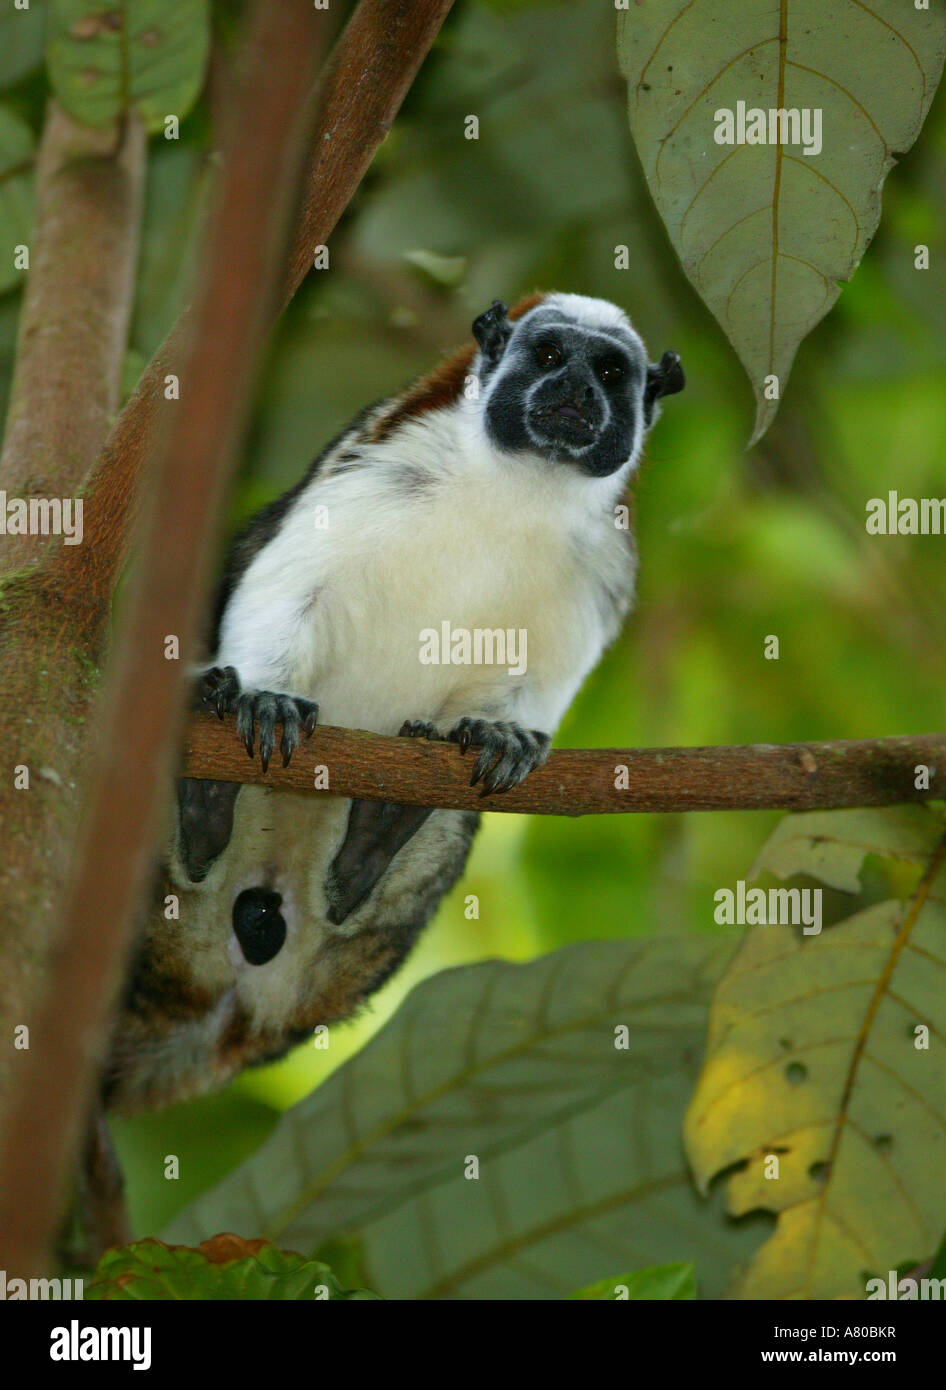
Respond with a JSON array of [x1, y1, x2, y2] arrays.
[[183, 717, 946, 815], [65, 0, 457, 606], [282, 0, 459, 303], [0, 0, 328, 1280]]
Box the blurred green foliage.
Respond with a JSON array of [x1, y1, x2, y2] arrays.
[[87, 1237, 378, 1300], [570, 1262, 696, 1300], [0, 0, 942, 1242]]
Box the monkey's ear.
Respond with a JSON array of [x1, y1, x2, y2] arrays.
[[644, 350, 685, 420], [472, 300, 513, 368]]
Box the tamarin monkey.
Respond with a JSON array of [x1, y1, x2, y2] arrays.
[[105, 292, 684, 1112]]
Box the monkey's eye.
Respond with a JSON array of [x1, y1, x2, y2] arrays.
[[598, 356, 625, 384], [536, 341, 563, 369]]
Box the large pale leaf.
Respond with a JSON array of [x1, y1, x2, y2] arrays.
[[165, 938, 766, 1300], [686, 807, 946, 1299], [618, 2, 946, 441], [47, 0, 210, 133], [0, 107, 34, 296]]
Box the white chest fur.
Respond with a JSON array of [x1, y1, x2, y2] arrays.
[[216, 407, 635, 741]]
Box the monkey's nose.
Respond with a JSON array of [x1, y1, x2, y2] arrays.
[[233, 886, 287, 965]]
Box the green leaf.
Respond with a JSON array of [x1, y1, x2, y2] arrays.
[[0, 105, 34, 295], [129, 138, 211, 355], [686, 807, 946, 1298], [86, 1236, 379, 1300], [0, 1, 47, 88], [165, 938, 767, 1300], [402, 248, 467, 287], [570, 1261, 696, 1300], [47, 0, 210, 133], [618, 1, 946, 441]]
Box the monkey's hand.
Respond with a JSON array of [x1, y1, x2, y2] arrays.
[[447, 718, 550, 796], [195, 665, 319, 772]]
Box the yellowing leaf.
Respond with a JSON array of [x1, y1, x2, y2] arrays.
[[618, 2, 946, 441], [686, 808, 946, 1299]]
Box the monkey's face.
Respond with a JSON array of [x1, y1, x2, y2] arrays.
[[474, 296, 684, 478]]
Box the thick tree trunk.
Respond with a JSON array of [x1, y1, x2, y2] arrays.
[[0, 107, 145, 1097]]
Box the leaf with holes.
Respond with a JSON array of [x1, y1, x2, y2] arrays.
[[47, 0, 210, 134], [0, 107, 34, 296], [618, 2, 946, 442], [164, 938, 767, 1300], [685, 806, 946, 1299]]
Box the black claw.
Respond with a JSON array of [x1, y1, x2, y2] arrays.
[[471, 739, 498, 788], [448, 718, 550, 796], [483, 727, 527, 794], [256, 693, 278, 774], [296, 697, 319, 736], [278, 696, 301, 768], [236, 694, 255, 758], [228, 685, 318, 768], [197, 664, 241, 719]]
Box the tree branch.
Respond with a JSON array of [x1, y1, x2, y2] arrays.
[[282, 0, 459, 304], [66, 0, 456, 607], [183, 717, 946, 815], [0, 105, 145, 573], [0, 0, 327, 1280], [0, 108, 146, 1094]]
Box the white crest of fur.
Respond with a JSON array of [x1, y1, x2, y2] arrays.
[[539, 291, 642, 342]]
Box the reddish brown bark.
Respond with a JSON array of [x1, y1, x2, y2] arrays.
[[0, 0, 327, 1280], [183, 717, 946, 815]]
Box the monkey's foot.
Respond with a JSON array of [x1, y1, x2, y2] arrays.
[[196, 666, 318, 772], [447, 718, 550, 795], [238, 691, 319, 772], [398, 720, 440, 741], [196, 664, 241, 717]]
